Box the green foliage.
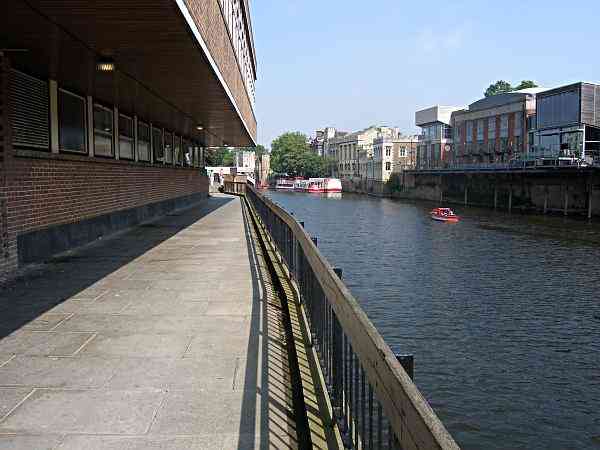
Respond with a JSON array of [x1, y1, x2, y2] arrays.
[[484, 79, 539, 97], [205, 147, 233, 166], [484, 80, 513, 97], [271, 132, 330, 178], [514, 80, 538, 90]]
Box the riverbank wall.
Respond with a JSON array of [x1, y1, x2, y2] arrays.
[[342, 169, 600, 217]]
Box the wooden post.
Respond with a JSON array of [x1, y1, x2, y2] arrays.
[[588, 185, 593, 220], [543, 187, 548, 215], [563, 185, 569, 216], [508, 186, 512, 214]]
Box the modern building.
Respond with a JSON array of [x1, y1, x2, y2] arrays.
[[415, 106, 461, 169], [0, 0, 257, 282], [450, 89, 544, 165], [531, 82, 600, 164]]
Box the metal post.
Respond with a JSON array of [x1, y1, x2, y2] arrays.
[[564, 185, 569, 216], [396, 354, 414, 381], [493, 184, 498, 210], [508, 186, 513, 213], [544, 187, 549, 214]]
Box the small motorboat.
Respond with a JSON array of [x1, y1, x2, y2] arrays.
[[430, 207, 459, 222]]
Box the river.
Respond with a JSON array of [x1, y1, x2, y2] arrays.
[[265, 190, 600, 450]]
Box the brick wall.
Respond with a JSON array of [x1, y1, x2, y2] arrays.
[[0, 55, 14, 284], [184, 0, 257, 139]]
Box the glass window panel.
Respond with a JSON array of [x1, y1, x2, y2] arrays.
[[488, 117, 496, 139], [466, 121, 473, 142], [500, 114, 509, 138], [174, 135, 181, 165], [164, 131, 173, 164], [477, 119, 484, 142], [137, 121, 150, 161], [514, 113, 522, 137], [118, 114, 134, 159], [93, 104, 113, 156], [152, 127, 164, 162], [59, 89, 86, 153]]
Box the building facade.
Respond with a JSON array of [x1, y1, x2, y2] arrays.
[[531, 82, 600, 165], [233, 149, 256, 171], [0, 0, 257, 282], [451, 89, 544, 166], [371, 134, 418, 182], [415, 106, 461, 169]]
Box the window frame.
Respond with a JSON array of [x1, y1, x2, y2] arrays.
[[118, 112, 135, 160], [137, 120, 151, 162], [164, 130, 173, 165], [92, 102, 115, 158], [152, 126, 164, 163], [58, 87, 88, 154]]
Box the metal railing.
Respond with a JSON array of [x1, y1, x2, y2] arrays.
[[245, 185, 459, 450]]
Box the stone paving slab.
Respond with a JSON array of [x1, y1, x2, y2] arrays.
[[0, 195, 304, 449]]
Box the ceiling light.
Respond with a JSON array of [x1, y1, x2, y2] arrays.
[[96, 56, 115, 72], [196, 125, 204, 131]]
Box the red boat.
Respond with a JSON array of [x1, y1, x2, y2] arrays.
[[430, 207, 459, 222]]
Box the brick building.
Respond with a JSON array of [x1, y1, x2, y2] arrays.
[[0, 0, 257, 282]]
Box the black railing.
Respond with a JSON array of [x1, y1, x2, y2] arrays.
[[245, 185, 459, 450]]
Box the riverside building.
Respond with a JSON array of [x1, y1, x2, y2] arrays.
[[415, 106, 461, 169], [450, 89, 544, 165], [0, 0, 257, 282], [371, 133, 418, 182]]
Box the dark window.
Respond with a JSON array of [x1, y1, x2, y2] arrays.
[[152, 127, 164, 162], [93, 104, 113, 156], [119, 114, 134, 159], [59, 89, 86, 153], [385, 161, 391, 171], [137, 121, 150, 161], [538, 90, 580, 128]]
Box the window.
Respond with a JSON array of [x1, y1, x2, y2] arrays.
[[137, 121, 150, 161], [488, 117, 496, 140], [385, 161, 391, 171], [164, 131, 173, 164], [59, 89, 86, 153], [500, 114, 509, 138], [385, 146, 392, 157], [514, 113, 522, 137], [399, 147, 406, 157], [93, 104, 114, 156], [537, 90, 580, 128], [173, 135, 182, 165], [466, 121, 473, 143], [118, 114, 134, 159], [182, 139, 191, 166], [152, 127, 164, 162], [477, 119, 484, 142]]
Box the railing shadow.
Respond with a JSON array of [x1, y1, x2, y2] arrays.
[[0, 196, 234, 340]]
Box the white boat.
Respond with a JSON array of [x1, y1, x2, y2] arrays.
[[307, 178, 342, 193], [275, 178, 295, 190]]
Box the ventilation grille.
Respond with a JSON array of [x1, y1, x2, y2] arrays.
[[8, 69, 50, 150]]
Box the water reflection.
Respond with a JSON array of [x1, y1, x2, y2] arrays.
[[266, 190, 600, 450]]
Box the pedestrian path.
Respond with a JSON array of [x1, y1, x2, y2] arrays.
[[0, 194, 314, 449]]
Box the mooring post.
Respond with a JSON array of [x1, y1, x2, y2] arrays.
[[508, 186, 513, 214], [543, 187, 549, 215], [588, 184, 593, 220], [493, 184, 498, 210], [564, 185, 569, 216], [395, 354, 414, 381]]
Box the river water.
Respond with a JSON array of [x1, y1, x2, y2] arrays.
[[265, 190, 600, 450]]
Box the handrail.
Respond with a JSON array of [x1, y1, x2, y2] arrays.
[[244, 184, 460, 450]]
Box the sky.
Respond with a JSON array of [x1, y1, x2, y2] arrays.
[[250, 0, 600, 148]]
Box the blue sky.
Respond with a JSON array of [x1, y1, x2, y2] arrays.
[[251, 0, 600, 148]]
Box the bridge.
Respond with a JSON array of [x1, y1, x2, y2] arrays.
[[0, 186, 459, 449]]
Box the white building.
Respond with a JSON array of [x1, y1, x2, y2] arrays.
[[233, 150, 256, 171]]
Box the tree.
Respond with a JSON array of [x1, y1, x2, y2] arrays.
[[514, 80, 538, 91], [205, 147, 234, 166], [484, 80, 513, 97], [270, 132, 329, 178]]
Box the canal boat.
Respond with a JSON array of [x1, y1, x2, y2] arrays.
[[293, 179, 310, 192], [307, 178, 343, 193], [430, 207, 459, 222], [275, 178, 295, 190]]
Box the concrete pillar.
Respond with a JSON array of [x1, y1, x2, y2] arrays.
[[508, 186, 513, 213], [563, 185, 569, 216], [543, 187, 548, 215]]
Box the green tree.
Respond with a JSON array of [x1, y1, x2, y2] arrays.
[[270, 132, 329, 177], [205, 147, 234, 166], [514, 80, 538, 90], [484, 80, 513, 97]]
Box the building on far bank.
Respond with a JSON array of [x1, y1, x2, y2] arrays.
[[311, 127, 346, 158], [371, 133, 418, 182], [531, 82, 600, 165], [255, 153, 271, 187], [451, 88, 545, 165], [233, 149, 256, 171], [415, 106, 461, 169]]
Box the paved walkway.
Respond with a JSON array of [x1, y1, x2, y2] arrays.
[[0, 195, 301, 449]]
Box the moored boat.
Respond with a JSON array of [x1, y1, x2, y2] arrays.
[[307, 178, 342, 193], [430, 207, 459, 222], [275, 178, 295, 190]]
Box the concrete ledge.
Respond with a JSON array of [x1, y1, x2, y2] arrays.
[[18, 192, 208, 264]]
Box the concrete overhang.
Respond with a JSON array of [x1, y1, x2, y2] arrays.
[[1, 0, 256, 147]]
